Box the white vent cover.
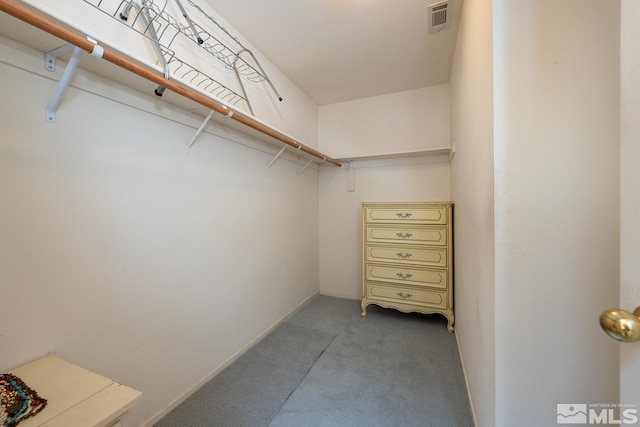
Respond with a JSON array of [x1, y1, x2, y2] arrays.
[[428, 1, 449, 34]]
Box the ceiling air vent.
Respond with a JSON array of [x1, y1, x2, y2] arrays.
[[428, 1, 449, 34]]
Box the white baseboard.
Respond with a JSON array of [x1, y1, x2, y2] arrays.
[[318, 289, 360, 300], [141, 290, 320, 427], [455, 331, 478, 427]]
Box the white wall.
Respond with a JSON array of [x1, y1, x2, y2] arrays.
[[319, 156, 451, 299], [0, 34, 320, 427], [319, 85, 450, 159], [318, 84, 452, 300], [493, 1, 620, 425], [620, 0, 640, 407], [449, 0, 495, 424]]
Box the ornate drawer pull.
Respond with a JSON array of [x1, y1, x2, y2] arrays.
[[396, 272, 413, 279], [396, 212, 413, 218], [397, 292, 413, 299], [396, 252, 413, 259], [396, 232, 413, 239]]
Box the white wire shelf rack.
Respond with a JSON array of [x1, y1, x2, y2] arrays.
[[83, 0, 282, 114], [0, 0, 341, 167]]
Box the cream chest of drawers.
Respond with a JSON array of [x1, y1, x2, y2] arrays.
[[361, 202, 454, 332]]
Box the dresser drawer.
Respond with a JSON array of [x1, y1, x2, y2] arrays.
[[364, 205, 447, 225], [365, 243, 447, 268], [366, 283, 448, 309], [365, 263, 447, 289], [365, 225, 447, 246]]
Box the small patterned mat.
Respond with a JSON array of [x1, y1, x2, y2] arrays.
[[0, 374, 47, 427]]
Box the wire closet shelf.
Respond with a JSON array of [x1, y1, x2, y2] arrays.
[[84, 0, 282, 115], [0, 0, 340, 167]]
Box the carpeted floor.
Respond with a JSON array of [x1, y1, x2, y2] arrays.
[[154, 295, 474, 427]]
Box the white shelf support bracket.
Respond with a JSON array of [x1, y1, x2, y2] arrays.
[[297, 159, 314, 176], [45, 45, 83, 123], [267, 146, 287, 168], [187, 110, 215, 149], [45, 44, 75, 72], [45, 38, 103, 123], [346, 160, 355, 192]]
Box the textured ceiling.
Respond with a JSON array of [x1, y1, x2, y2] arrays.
[[208, 0, 463, 105]]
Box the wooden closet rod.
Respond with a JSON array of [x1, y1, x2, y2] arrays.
[[0, 0, 341, 168]]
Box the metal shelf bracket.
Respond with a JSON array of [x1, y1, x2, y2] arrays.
[[187, 106, 235, 148], [187, 110, 214, 149], [44, 38, 104, 123], [45, 43, 74, 72], [267, 146, 287, 168], [45, 44, 82, 122], [297, 159, 313, 176]]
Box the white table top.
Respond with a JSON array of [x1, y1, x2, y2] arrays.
[[8, 355, 142, 427]]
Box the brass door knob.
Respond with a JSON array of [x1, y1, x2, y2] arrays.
[[599, 306, 640, 342]]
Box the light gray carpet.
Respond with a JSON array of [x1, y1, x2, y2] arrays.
[[270, 296, 473, 427], [154, 322, 336, 427], [154, 295, 474, 427]]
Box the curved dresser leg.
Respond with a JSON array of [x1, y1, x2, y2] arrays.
[[447, 313, 455, 333], [361, 300, 368, 317]]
